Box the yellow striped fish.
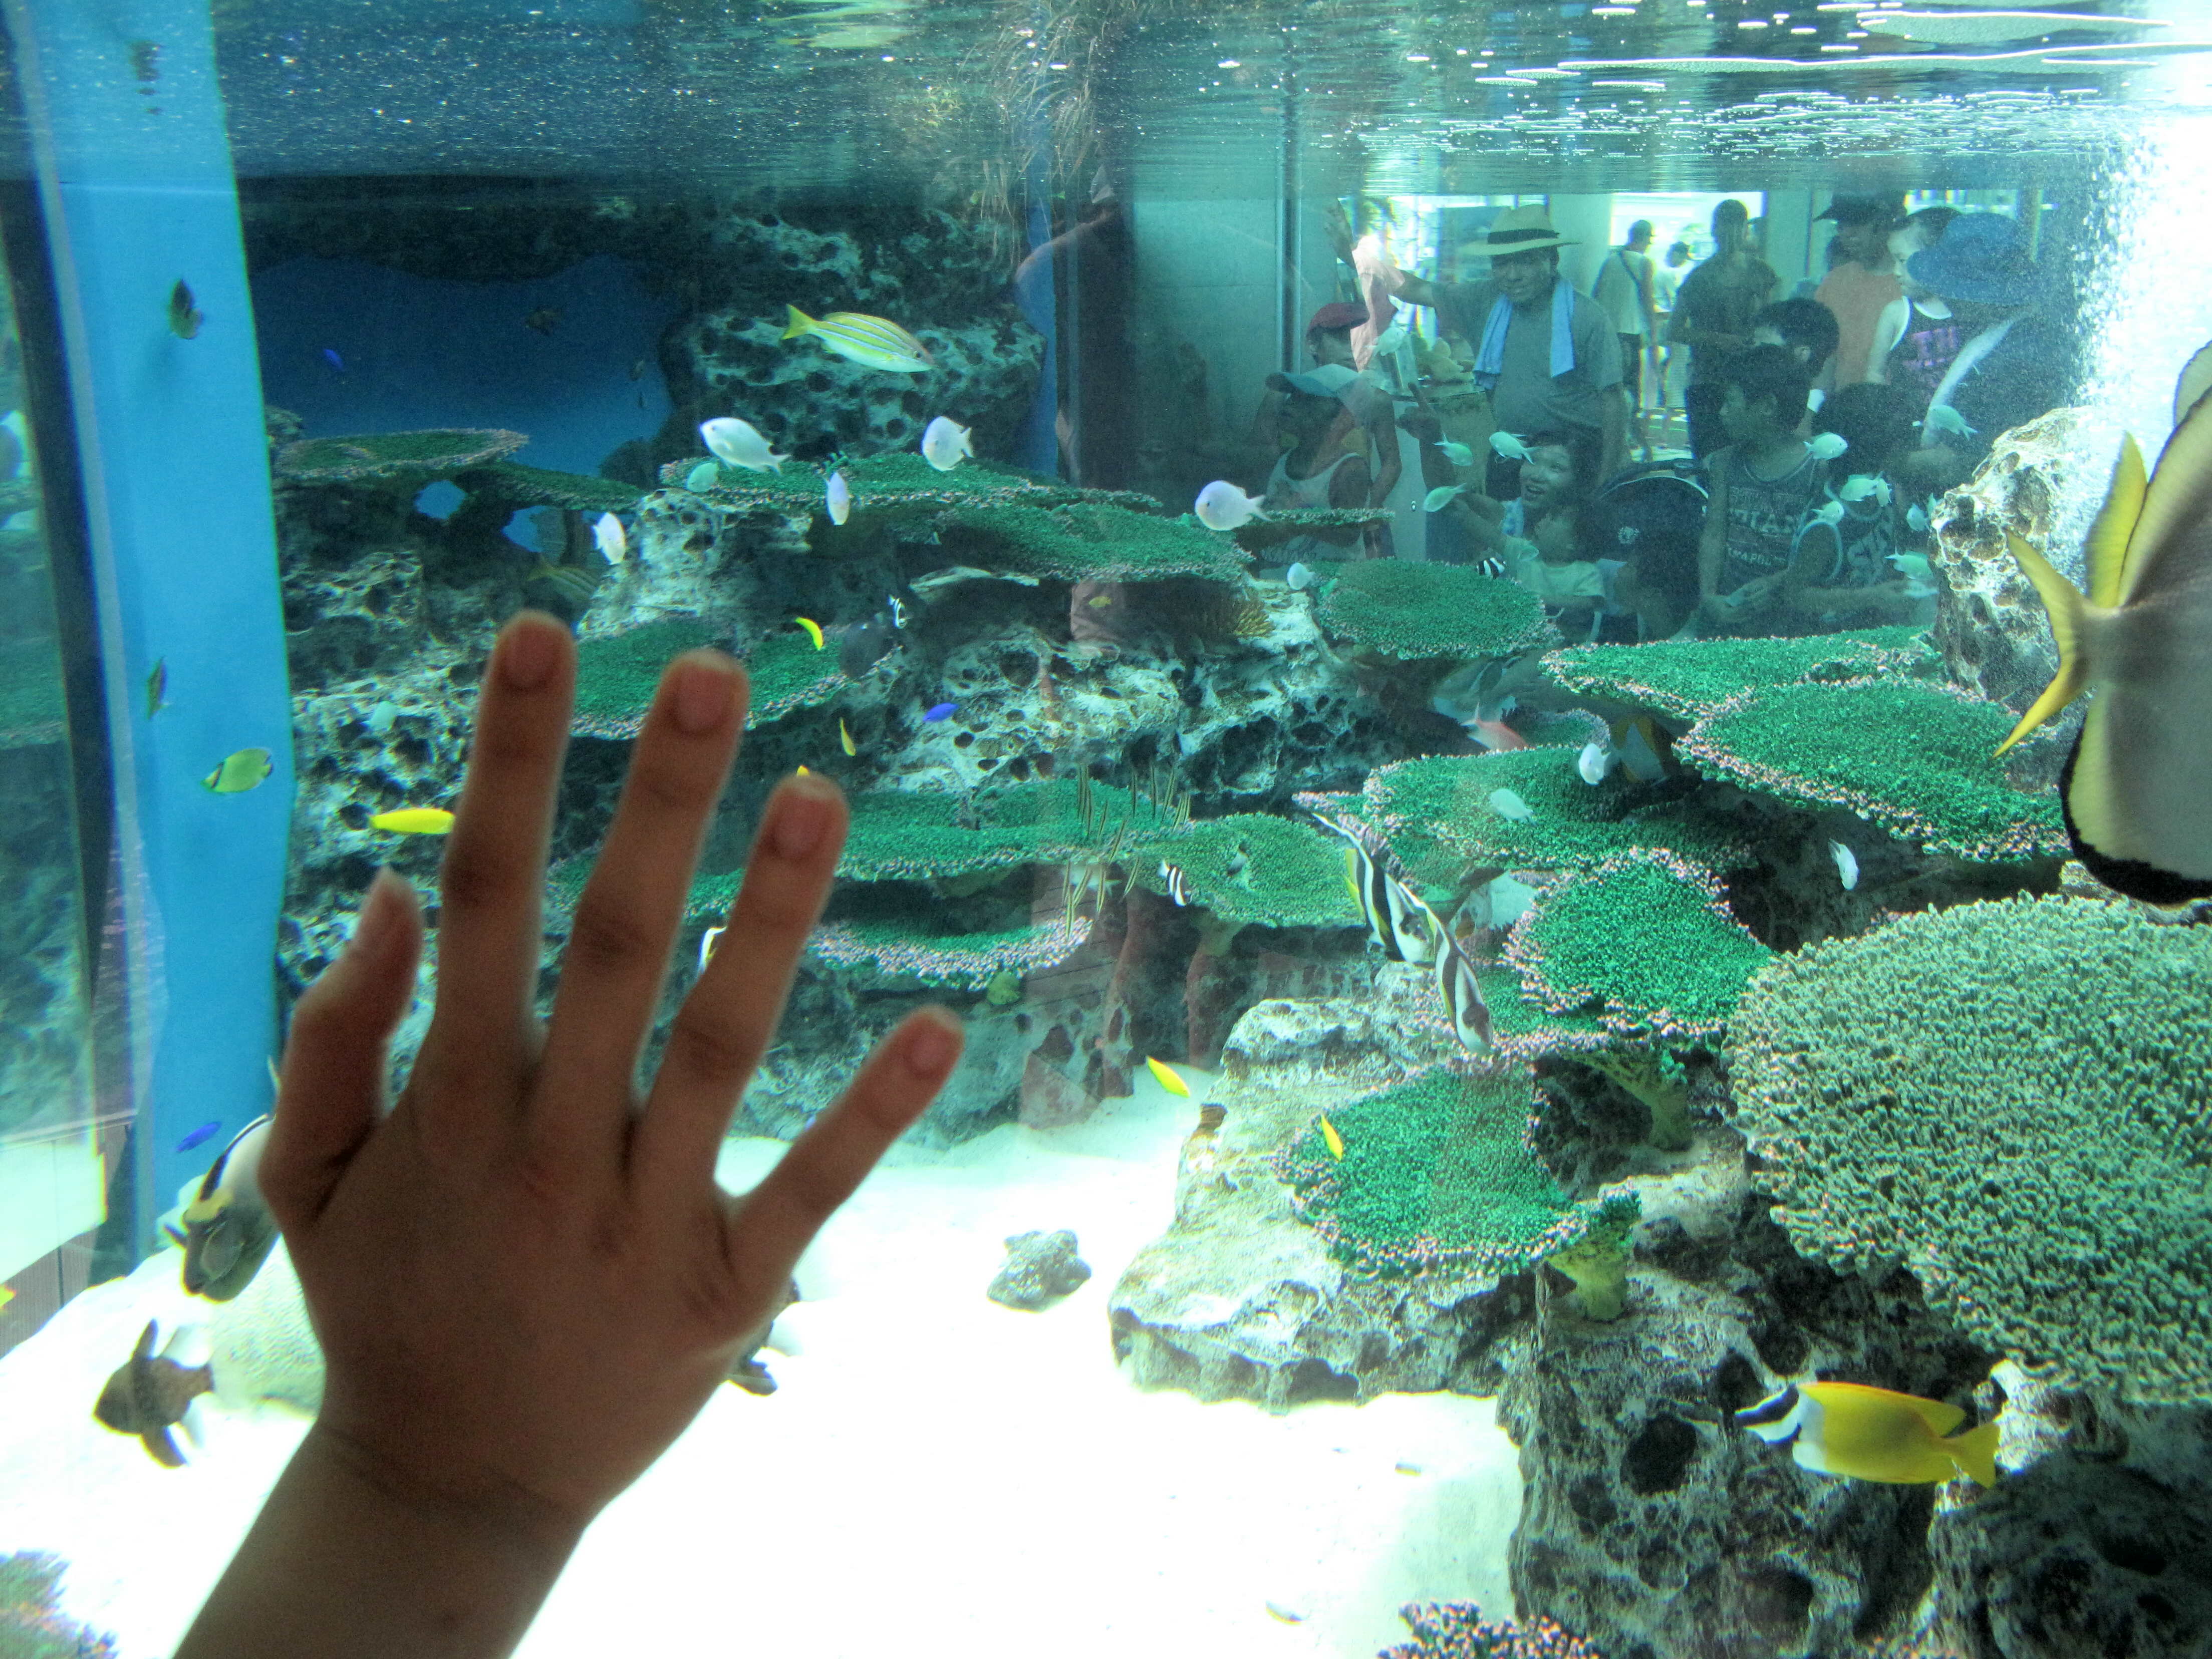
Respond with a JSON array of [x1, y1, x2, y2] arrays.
[[781, 305, 932, 374]]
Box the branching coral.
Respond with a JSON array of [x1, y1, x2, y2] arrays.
[[1730, 895, 2212, 1404], [936, 499, 1246, 582], [273, 428, 527, 486], [1278, 1065, 1639, 1280], [1315, 560, 1558, 661], [1541, 626, 1931, 722], [1676, 678, 2066, 863], [1142, 812, 1359, 929], [1362, 749, 1746, 876], [1505, 850, 1771, 1042], [1380, 1600, 1604, 1658]]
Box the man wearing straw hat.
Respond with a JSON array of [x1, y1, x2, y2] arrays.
[[1337, 203, 1626, 486]]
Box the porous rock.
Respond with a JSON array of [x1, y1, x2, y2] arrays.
[[987, 1230, 1092, 1310]]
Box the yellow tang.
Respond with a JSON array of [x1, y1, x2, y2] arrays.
[[1736, 1380, 1999, 1487], [839, 718, 857, 757], [1319, 1114, 1346, 1160], [202, 748, 273, 794], [796, 616, 825, 651], [1144, 1056, 1192, 1099], [781, 305, 932, 375], [369, 807, 454, 836]]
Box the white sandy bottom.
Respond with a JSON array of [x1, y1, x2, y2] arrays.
[[0, 1077, 1519, 1657]]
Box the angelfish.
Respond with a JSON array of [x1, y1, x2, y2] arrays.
[[1995, 369, 2212, 903], [179, 1116, 278, 1301], [1314, 813, 1435, 965], [1735, 1381, 1998, 1487]]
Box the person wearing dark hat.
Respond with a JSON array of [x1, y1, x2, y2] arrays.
[[1811, 192, 1902, 397], [1329, 202, 1626, 485], [1890, 212, 2075, 494], [1668, 199, 1780, 460]]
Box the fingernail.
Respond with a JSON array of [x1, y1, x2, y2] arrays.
[[672, 658, 736, 735], [349, 869, 405, 958], [771, 783, 830, 860], [501, 615, 559, 690], [904, 1014, 959, 1077]]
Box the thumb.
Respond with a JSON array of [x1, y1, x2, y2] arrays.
[[265, 868, 424, 1228]]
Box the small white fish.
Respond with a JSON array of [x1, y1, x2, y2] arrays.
[[1370, 321, 1408, 357], [1923, 404, 1976, 439], [1435, 439, 1476, 467], [365, 701, 398, 737], [1194, 480, 1266, 532], [826, 470, 852, 525], [1836, 474, 1888, 506], [1808, 431, 1849, 460], [1422, 484, 1467, 512], [1811, 499, 1846, 527], [684, 460, 721, 492], [1489, 431, 1531, 462], [1488, 787, 1534, 822], [921, 415, 973, 472], [698, 924, 727, 975], [888, 596, 909, 628], [1906, 503, 1930, 534], [1285, 561, 1316, 591], [593, 511, 627, 564], [699, 417, 787, 473], [1577, 740, 1619, 786], [1830, 839, 1859, 891]]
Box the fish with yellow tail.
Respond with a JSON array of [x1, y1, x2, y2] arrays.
[[202, 748, 273, 794], [369, 807, 453, 836], [839, 718, 857, 757], [1318, 1115, 1345, 1160], [1735, 1380, 1999, 1486], [177, 1116, 279, 1301], [1145, 1056, 1192, 1099], [1995, 361, 2212, 903], [781, 306, 932, 374], [795, 617, 826, 651]]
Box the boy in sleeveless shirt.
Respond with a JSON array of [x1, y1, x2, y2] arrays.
[[1696, 346, 1827, 637]]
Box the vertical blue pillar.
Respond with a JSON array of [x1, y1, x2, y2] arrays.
[[5, 0, 290, 1250]]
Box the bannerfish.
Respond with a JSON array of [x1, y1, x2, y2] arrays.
[[1370, 320, 1408, 357], [839, 718, 857, 757], [888, 596, 909, 629], [1906, 503, 1930, 534], [1613, 717, 1670, 782], [593, 512, 627, 565], [837, 614, 897, 679], [698, 924, 727, 976], [1435, 439, 1476, 467], [93, 1320, 213, 1469], [795, 616, 826, 651], [700, 417, 788, 474], [1837, 474, 1891, 507], [1830, 839, 1859, 890], [1808, 431, 1849, 460], [1924, 404, 1976, 439], [147, 658, 169, 718], [922, 701, 957, 722], [167, 279, 203, 340], [180, 1115, 278, 1301], [1285, 562, 1316, 591], [1488, 787, 1535, 822], [1194, 480, 1265, 532], [522, 307, 563, 335], [781, 305, 933, 374], [370, 807, 454, 836], [1996, 375, 2212, 902], [1579, 739, 1619, 786], [1423, 484, 1467, 512], [685, 460, 721, 492], [1159, 861, 1191, 906], [321, 346, 345, 374], [921, 416, 974, 472], [202, 748, 273, 794], [1811, 499, 1846, 527], [1146, 1056, 1193, 1099], [1319, 1115, 1346, 1160], [826, 470, 853, 525], [1490, 431, 1532, 462], [1405, 889, 1494, 1051], [1735, 1381, 1999, 1487], [176, 1121, 220, 1154], [1314, 813, 1436, 965]]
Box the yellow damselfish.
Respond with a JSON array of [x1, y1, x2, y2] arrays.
[[1319, 1115, 1345, 1160], [839, 718, 857, 756], [796, 617, 825, 650], [369, 807, 454, 836], [1145, 1056, 1192, 1099], [781, 305, 932, 374], [1736, 1380, 1999, 1486]]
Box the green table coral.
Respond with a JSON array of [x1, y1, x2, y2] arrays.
[[1362, 748, 1746, 877], [838, 776, 1177, 882], [571, 619, 847, 738], [1676, 677, 2067, 863], [739, 628, 850, 725], [664, 451, 1159, 522], [1224, 508, 1387, 560], [936, 499, 1244, 583], [1314, 560, 1557, 661], [1279, 1065, 1638, 1279], [1140, 812, 1360, 929], [1505, 850, 1771, 1041], [545, 859, 740, 927], [1731, 895, 2212, 1405], [273, 428, 527, 486], [452, 461, 645, 515], [1542, 626, 1932, 722], [808, 916, 1089, 989]]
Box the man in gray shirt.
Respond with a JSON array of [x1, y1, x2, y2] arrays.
[[1332, 203, 1624, 484]]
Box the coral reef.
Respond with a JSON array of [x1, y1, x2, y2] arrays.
[[1730, 896, 2212, 1404], [1378, 1601, 1604, 1659], [1542, 626, 1931, 723], [986, 1229, 1092, 1309], [0, 1552, 120, 1659], [273, 427, 528, 486], [1317, 560, 1559, 661]]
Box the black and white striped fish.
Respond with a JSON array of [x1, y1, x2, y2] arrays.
[[1314, 813, 1435, 964], [1474, 557, 1508, 580], [1407, 892, 1493, 1052], [1159, 860, 1192, 906]]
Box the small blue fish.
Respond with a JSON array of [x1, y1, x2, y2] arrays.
[[176, 1121, 220, 1154], [321, 347, 346, 374], [922, 701, 957, 722]]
